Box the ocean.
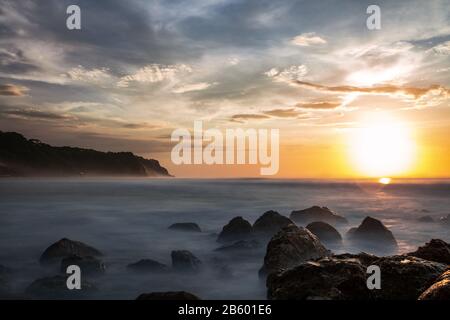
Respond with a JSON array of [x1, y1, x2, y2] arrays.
[[0, 178, 449, 299]]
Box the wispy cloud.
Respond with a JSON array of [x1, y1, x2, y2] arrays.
[[172, 82, 214, 94], [265, 65, 308, 84], [290, 32, 326, 47], [0, 84, 28, 96], [117, 64, 192, 88]]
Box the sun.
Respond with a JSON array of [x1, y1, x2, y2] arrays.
[[349, 115, 415, 177]]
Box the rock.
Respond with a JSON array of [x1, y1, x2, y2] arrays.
[[60, 255, 105, 276], [347, 216, 397, 250], [306, 221, 342, 244], [417, 215, 434, 223], [127, 259, 170, 273], [136, 291, 200, 300], [290, 206, 348, 226], [253, 210, 293, 237], [371, 255, 446, 300], [439, 214, 450, 225], [25, 275, 97, 298], [260, 224, 330, 277], [39, 238, 102, 264], [267, 253, 447, 300], [168, 223, 201, 232], [419, 270, 450, 300], [217, 217, 253, 243], [214, 240, 261, 252], [267, 255, 372, 300], [407, 239, 450, 264], [171, 250, 202, 272]]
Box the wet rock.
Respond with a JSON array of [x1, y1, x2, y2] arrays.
[[168, 222, 201, 232], [217, 217, 253, 243], [371, 255, 446, 300], [407, 239, 450, 265], [60, 255, 105, 276], [347, 217, 397, 250], [127, 259, 170, 273], [260, 224, 330, 277], [267, 253, 447, 300], [306, 221, 342, 244], [417, 215, 434, 223], [215, 240, 261, 252], [25, 275, 97, 299], [290, 206, 348, 226], [267, 255, 371, 300], [419, 270, 450, 300], [136, 291, 200, 300], [253, 210, 293, 237], [171, 250, 202, 272], [39, 238, 102, 264]]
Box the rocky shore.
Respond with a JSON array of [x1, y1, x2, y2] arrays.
[[0, 205, 449, 300]]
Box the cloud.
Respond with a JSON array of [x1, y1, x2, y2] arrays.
[[64, 66, 112, 84], [430, 40, 450, 55], [292, 80, 449, 100], [265, 65, 308, 83], [0, 84, 28, 96], [172, 82, 214, 93], [0, 108, 75, 120], [230, 113, 270, 123], [263, 108, 303, 118], [290, 32, 326, 47], [117, 64, 192, 87], [296, 101, 341, 109]]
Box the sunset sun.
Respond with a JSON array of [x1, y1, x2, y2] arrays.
[[349, 116, 416, 178]]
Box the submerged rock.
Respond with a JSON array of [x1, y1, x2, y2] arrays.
[[168, 222, 201, 232], [215, 240, 261, 252], [260, 224, 330, 277], [217, 217, 253, 243], [407, 239, 450, 265], [306, 221, 342, 244], [127, 259, 170, 273], [25, 275, 97, 298], [347, 217, 397, 250], [290, 206, 348, 226], [171, 250, 202, 272], [417, 215, 434, 223], [253, 210, 293, 237], [419, 270, 450, 300], [39, 238, 102, 264], [136, 291, 200, 300], [267, 253, 446, 300], [60, 255, 105, 276]]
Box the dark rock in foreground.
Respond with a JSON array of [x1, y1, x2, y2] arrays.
[[306, 221, 342, 244], [290, 206, 348, 226], [60, 255, 105, 275], [419, 270, 450, 300], [127, 259, 170, 273], [168, 222, 201, 232], [408, 239, 450, 265], [25, 275, 97, 298], [267, 253, 447, 300], [40, 238, 102, 264], [260, 224, 330, 277], [217, 217, 253, 243], [171, 250, 202, 273], [215, 240, 261, 252], [136, 291, 200, 300], [253, 210, 293, 237], [347, 216, 397, 250]]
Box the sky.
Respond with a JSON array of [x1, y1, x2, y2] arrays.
[[0, 0, 449, 178]]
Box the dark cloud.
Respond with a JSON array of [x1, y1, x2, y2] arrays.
[[230, 113, 270, 122], [0, 108, 74, 120], [296, 101, 341, 109], [0, 84, 28, 96], [293, 80, 449, 99], [263, 108, 303, 117]]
